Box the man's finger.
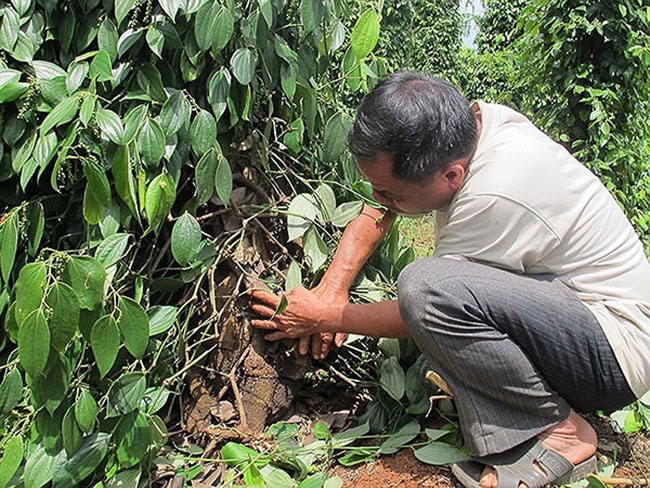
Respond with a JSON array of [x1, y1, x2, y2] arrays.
[[318, 333, 333, 359], [298, 336, 310, 356], [249, 289, 281, 308], [334, 332, 347, 348], [265, 331, 290, 341], [251, 303, 276, 318], [250, 319, 281, 330]]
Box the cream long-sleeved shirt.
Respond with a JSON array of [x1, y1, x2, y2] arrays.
[[434, 101, 650, 398]]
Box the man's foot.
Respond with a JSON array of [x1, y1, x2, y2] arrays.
[[479, 410, 597, 488]]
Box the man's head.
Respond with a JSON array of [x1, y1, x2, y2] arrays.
[[348, 72, 478, 214]]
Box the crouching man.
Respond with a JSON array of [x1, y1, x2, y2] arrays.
[[250, 72, 650, 488]]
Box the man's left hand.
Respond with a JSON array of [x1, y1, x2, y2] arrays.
[[250, 286, 342, 341]]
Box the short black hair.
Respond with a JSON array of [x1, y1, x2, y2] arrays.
[[347, 72, 477, 182]]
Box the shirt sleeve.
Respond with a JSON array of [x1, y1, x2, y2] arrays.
[[433, 193, 561, 273]]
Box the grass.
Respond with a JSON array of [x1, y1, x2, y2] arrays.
[[398, 215, 436, 257]]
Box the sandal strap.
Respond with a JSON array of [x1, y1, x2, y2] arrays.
[[476, 438, 576, 488]]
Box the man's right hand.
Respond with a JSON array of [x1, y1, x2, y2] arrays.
[[298, 281, 349, 360]]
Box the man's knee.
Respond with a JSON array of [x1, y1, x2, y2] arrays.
[[397, 258, 453, 325]]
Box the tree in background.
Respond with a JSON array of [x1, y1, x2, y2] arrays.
[[379, 0, 463, 77], [519, 0, 650, 246]]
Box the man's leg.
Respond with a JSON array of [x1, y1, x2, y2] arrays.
[[396, 257, 634, 457]]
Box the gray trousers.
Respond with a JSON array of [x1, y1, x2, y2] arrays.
[[397, 258, 635, 456]]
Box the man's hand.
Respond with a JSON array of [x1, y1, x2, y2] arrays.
[[298, 282, 349, 360], [250, 286, 343, 341]]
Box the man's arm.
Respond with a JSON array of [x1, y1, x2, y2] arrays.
[[318, 204, 396, 295], [250, 289, 409, 339], [300, 204, 397, 357]]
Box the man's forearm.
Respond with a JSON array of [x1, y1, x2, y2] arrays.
[[320, 204, 396, 293], [324, 300, 410, 338]]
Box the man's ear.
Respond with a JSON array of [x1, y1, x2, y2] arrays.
[[442, 163, 466, 191]]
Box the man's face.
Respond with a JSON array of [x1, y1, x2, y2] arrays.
[[357, 152, 463, 215]]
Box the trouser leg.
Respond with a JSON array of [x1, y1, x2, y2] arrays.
[[397, 257, 634, 456]]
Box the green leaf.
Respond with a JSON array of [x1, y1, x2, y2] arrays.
[[98, 18, 119, 62], [190, 110, 217, 156], [11, 129, 36, 173], [215, 152, 232, 204], [351, 9, 380, 60], [18, 310, 50, 377], [313, 421, 331, 440], [62, 406, 82, 457], [159, 0, 181, 20], [280, 63, 297, 99], [194, 1, 217, 51], [230, 48, 258, 85], [83, 158, 111, 208], [117, 296, 149, 359], [287, 193, 320, 241], [107, 372, 146, 418], [314, 183, 337, 222], [380, 356, 405, 401], [66, 62, 89, 94], [148, 305, 178, 335], [95, 232, 131, 268], [221, 442, 269, 468], [0, 436, 23, 488], [24, 444, 56, 488], [145, 172, 176, 229], [0, 73, 28, 103], [91, 315, 120, 378], [0, 368, 23, 418], [413, 442, 469, 465], [303, 228, 328, 272], [75, 389, 99, 434], [258, 0, 273, 27], [332, 201, 363, 228], [207, 68, 231, 122], [212, 6, 235, 54], [62, 256, 106, 311], [40, 96, 79, 135], [51, 433, 111, 488], [89, 50, 113, 82], [378, 420, 420, 454], [146, 27, 164, 58], [26, 203, 44, 257], [141, 386, 171, 414], [324, 113, 353, 162], [138, 117, 166, 167], [332, 421, 370, 448], [274, 35, 298, 64], [160, 90, 190, 137], [300, 0, 324, 34], [95, 108, 124, 144], [271, 294, 289, 320], [83, 184, 104, 224], [172, 212, 202, 266], [79, 96, 95, 126], [195, 148, 218, 204], [259, 465, 294, 488], [45, 281, 80, 351], [117, 412, 152, 468], [96, 107, 124, 144], [14, 261, 47, 324], [285, 260, 302, 292], [0, 9, 20, 53], [112, 145, 139, 218], [115, 0, 138, 26], [283, 117, 304, 154], [0, 215, 18, 284]]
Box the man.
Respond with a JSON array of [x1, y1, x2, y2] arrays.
[[250, 72, 650, 488]]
